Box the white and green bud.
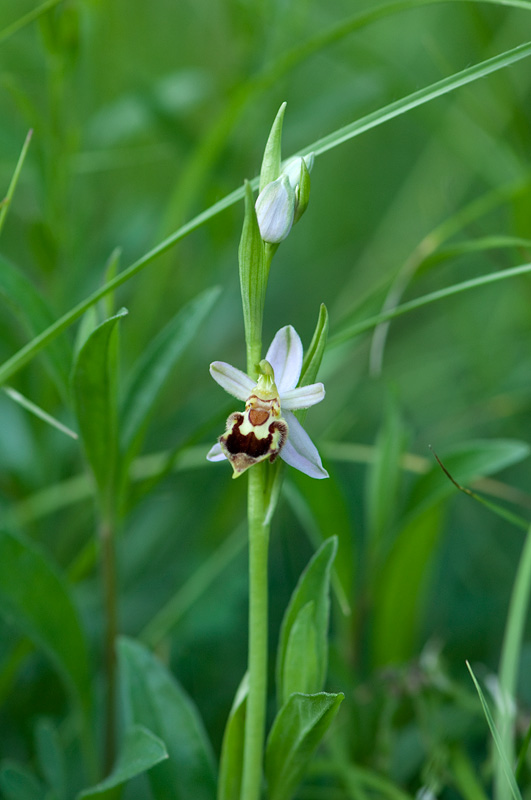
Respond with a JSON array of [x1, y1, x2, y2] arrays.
[[283, 152, 314, 189], [255, 152, 314, 244], [255, 175, 296, 244]]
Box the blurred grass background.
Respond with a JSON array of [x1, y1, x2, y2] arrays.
[[1, 0, 531, 796]]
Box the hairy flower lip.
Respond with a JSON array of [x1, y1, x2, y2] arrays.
[[207, 325, 328, 479]]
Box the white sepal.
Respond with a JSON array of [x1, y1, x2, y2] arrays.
[[265, 325, 303, 393], [209, 362, 255, 401], [280, 382, 325, 410], [207, 442, 226, 462], [280, 411, 328, 479]]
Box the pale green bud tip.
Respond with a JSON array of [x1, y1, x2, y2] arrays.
[[283, 153, 314, 189], [255, 175, 295, 243]]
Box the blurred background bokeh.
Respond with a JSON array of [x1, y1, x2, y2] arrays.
[[1, 0, 531, 795]]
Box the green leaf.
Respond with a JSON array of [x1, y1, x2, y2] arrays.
[[288, 473, 354, 615], [0, 254, 71, 392], [276, 537, 337, 707], [282, 602, 319, 699], [0, 530, 91, 717], [259, 102, 286, 192], [35, 719, 66, 800], [78, 726, 168, 800], [365, 396, 407, 547], [118, 637, 216, 800], [217, 673, 248, 800], [239, 181, 268, 374], [293, 157, 311, 224], [466, 662, 523, 800], [71, 309, 127, 499], [299, 303, 328, 389], [0, 762, 44, 800], [372, 504, 444, 667], [265, 692, 344, 800], [120, 287, 220, 458]]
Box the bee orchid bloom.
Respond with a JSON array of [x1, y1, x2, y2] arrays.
[[207, 325, 329, 479]]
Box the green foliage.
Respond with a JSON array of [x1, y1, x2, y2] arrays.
[[298, 304, 329, 396], [2, 0, 531, 796], [120, 286, 220, 461], [34, 719, 67, 800], [0, 529, 91, 718], [217, 674, 248, 800], [78, 726, 168, 800], [118, 637, 217, 800], [0, 762, 45, 800], [71, 309, 127, 502], [238, 180, 268, 373], [265, 691, 344, 800], [0, 255, 71, 391], [276, 537, 337, 707]]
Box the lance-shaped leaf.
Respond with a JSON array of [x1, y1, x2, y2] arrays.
[[78, 726, 168, 800], [0, 255, 71, 393], [217, 674, 248, 800], [299, 304, 328, 390], [0, 762, 44, 800], [259, 102, 286, 191], [71, 309, 127, 499], [120, 287, 220, 460], [35, 718, 67, 800], [118, 637, 216, 800], [0, 529, 91, 719], [238, 181, 267, 373], [265, 692, 344, 800], [276, 537, 337, 706], [282, 602, 319, 700]]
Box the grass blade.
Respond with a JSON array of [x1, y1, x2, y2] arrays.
[[330, 261, 531, 346], [0, 130, 32, 237], [495, 523, 531, 798], [3, 386, 77, 440], [466, 662, 522, 800]]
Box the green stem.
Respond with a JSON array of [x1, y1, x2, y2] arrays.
[[241, 463, 270, 800], [99, 514, 118, 775]]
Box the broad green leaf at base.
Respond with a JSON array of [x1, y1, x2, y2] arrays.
[[265, 691, 344, 800], [118, 637, 216, 800], [217, 673, 248, 800], [78, 726, 168, 800]]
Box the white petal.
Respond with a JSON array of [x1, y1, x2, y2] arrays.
[[280, 411, 328, 479], [266, 326, 303, 393], [207, 442, 227, 462], [281, 382, 325, 410], [210, 362, 255, 401]]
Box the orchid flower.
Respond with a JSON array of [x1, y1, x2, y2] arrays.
[[207, 325, 328, 479]]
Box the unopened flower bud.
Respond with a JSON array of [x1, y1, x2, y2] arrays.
[[255, 175, 296, 243], [283, 153, 314, 189]]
